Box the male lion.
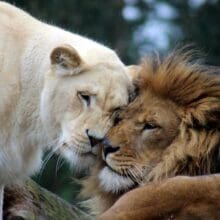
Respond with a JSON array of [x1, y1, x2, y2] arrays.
[[0, 0, 133, 209], [82, 51, 220, 219]]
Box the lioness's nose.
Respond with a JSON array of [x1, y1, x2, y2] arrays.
[[102, 138, 120, 158], [86, 129, 103, 147]]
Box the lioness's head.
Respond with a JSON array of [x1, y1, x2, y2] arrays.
[[40, 44, 133, 170], [83, 51, 220, 208]]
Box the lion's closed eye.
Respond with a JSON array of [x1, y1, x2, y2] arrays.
[[113, 114, 122, 126], [142, 122, 158, 130], [111, 108, 124, 126]]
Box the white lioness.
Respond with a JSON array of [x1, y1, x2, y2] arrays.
[[0, 1, 132, 187]]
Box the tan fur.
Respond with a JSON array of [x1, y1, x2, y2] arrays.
[[82, 50, 220, 214], [100, 175, 220, 220]]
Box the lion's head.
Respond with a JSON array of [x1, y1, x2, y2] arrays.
[[40, 44, 133, 171], [83, 51, 220, 211]]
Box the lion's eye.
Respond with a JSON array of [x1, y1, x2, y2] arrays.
[[143, 123, 157, 130], [78, 92, 91, 106], [113, 115, 122, 126], [112, 108, 123, 126]]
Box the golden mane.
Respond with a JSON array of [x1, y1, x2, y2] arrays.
[[138, 51, 220, 181], [137, 51, 220, 128]]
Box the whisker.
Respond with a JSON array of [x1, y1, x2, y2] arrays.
[[38, 140, 60, 179], [129, 164, 144, 185], [38, 151, 54, 179], [127, 169, 138, 183], [55, 154, 65, 176]]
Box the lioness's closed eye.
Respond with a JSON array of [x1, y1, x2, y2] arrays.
[[82, 50, 220, 213]]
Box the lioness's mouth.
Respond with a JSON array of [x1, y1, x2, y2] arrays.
[[62, 142, 98, 156], [59, 146, 97, 171], [79, 151, 97, 158]]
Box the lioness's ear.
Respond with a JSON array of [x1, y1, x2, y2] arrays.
[[50, 44, 85, 77], [126, 65, 141, 81]]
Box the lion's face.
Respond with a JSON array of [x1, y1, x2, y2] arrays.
[[40, 45, 132, 170], [98, 87, 182, 193], [87, 51, 220, 196]]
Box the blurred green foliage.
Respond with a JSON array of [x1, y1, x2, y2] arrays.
[[168, 0, 220, 65], [3, 0, 220, 203], [6, 0, 144, 63]]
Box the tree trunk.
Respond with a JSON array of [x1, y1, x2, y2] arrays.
[[3, 179, 95, 220]]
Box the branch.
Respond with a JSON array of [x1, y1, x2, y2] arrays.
[[4, 179, 94, 220]]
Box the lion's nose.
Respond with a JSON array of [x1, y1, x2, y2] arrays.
[[86, 129, 103, 147], [102, 138, 120, 158]]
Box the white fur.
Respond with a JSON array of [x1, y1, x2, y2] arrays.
[[0, 185, 3, 220], [60, 148, 96, 172], [98, 167, 135, 193], [0, 2, 132, 185]]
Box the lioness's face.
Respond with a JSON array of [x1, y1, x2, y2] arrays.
[[40, 45, 132, 170], [98, 91, 180, 192]]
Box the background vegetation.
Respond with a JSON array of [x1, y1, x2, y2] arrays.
[[4, 0, 220, 203]]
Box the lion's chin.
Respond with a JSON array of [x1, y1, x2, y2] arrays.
[[61, 148, 96, 172], [98, 166, 135, 194]]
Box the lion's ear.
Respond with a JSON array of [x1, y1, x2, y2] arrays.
[[50, 44, 85, 77]]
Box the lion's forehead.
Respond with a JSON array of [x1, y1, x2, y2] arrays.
[[120, 92, 178, 124], [107, 92, 181, 151]]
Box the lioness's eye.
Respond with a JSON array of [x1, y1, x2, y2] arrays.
[[78, 92, 91, 106], [143, 123, 157, 130]]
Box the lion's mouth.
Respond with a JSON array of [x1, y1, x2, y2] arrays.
[[104, 161, 139, 188], [98, 166, 138, 194], [103, 161, 128, 177]]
